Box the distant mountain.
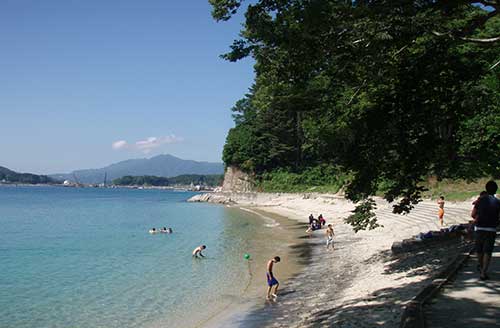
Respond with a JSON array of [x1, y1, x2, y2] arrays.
[[50, 154, 224, 184], [0, 166, 58, 184]]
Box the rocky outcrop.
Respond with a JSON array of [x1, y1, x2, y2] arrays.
[[221, 166, 254, 192], [187, 193, 236, 204]]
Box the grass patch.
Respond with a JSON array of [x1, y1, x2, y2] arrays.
[[256, 167, 490, 202], [420, 177, 490, 201]]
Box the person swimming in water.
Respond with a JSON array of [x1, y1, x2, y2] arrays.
[[149, 228, 158, 234], [192, 245, 206, 258], [160, 227, 168, 233]]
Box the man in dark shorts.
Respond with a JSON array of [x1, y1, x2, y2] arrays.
[[266, 256, 280, 299], [471, 180, 500, 280]]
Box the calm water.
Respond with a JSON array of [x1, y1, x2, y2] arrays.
[[0, 186, 284, 328]]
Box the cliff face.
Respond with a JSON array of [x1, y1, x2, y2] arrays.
[[222, 166, 254, 192]]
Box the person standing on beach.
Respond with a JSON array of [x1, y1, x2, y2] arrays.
[[192, 245, 206, 258], [437, 196, 445, 226], [471, 181, 500, 280], [266, 256, 280, 300], [326, 224, 334, 250]]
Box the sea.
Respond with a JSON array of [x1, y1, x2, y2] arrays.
[[0, 186, 297, 328]]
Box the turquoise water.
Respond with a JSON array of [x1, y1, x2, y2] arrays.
[[0, 186, 279, 328]]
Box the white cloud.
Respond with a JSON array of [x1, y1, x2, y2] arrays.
[[112, 135, 183, 153], [112, 140, 128, 150]]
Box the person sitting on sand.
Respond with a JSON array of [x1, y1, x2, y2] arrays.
[[312, 219, 321, 230], [437, 196, 445, 226], [192, 245, 206, 258], [149, 228, 158, 234], [309, 214, 314, 225], [318, 214, 326, 227], [266, 256, 280, 300], [326, 224, 334, 250]]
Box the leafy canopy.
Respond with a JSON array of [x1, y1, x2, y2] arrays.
[[211, 0, 500, 230]]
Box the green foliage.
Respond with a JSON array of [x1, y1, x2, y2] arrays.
[[344, 198, 381, 233], [112, 175, 168, 186], [168, 174, 224, 186], [212, 0, 500, 231], [257, 165, 349, 193], [0, 166, 57, 184], [112, 175, 224, 187]]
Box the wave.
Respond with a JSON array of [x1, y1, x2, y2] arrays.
[[239, 207, 280, 228]]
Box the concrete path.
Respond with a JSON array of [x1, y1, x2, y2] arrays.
[[425, 235, 500, 327]]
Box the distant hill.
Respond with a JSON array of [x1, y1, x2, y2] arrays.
[[112, 174, 224, 187], [0, 166, 58, 184], [50, 154, 224, 184]]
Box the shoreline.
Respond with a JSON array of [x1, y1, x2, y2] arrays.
[[200, 207, 312, 328], [191, 192, 474, 327]]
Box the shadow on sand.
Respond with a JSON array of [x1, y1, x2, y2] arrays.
[[232, 235, 476, 328]]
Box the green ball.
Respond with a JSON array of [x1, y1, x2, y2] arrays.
[[244, 253, 250, 260]]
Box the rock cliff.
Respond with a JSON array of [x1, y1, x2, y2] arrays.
[[221, 166, 254, 192]]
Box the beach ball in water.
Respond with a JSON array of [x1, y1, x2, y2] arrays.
[[244, 253, 251, 260]]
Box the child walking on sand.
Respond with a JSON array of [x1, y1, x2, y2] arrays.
[[266, 256, 280, 300], [326, 224, 334, 250]]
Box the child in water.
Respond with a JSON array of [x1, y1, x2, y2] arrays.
[[192, 245, 206, 258], [266, 256, 280, 300]]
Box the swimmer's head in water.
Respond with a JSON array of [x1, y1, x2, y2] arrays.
[[274, 256, 280, 262], [202, 245, 206, 249]]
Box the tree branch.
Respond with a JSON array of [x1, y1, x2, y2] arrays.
[[432, 31, 500, 43], [460, 35, 500, 43], [347, 80, 367, 105], [491, 58, 500, 70]]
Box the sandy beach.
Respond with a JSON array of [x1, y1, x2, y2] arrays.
[[190, 192, 474, 327]]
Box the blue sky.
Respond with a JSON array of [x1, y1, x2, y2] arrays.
[[0, 0, 254, 174]]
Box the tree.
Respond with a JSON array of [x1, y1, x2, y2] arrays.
[[212, 0, 500, 230]]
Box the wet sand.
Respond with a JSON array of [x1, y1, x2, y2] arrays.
[[200, 207, 311, 328]]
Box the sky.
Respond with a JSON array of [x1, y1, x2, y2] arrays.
[[0, 0, 254, 174]]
